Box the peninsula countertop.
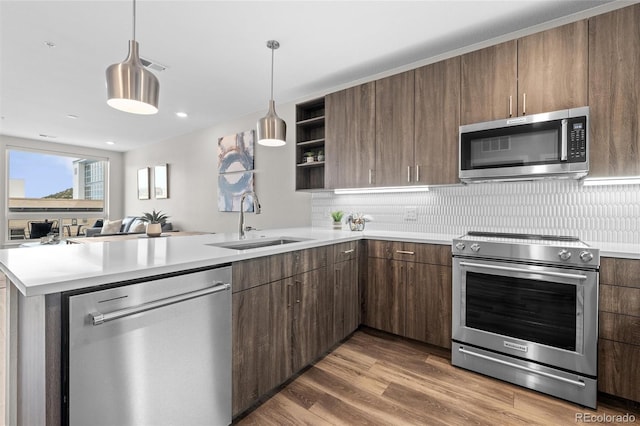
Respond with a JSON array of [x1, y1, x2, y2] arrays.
[[0, 227, 636, 297]]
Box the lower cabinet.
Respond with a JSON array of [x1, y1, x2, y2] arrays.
[[363, 240, 452, 348], [365, 257, 405, 335], [291, 268, 333, 372], [232, 243, 359, 417], [232, 278, 292, 415], [332, 257, 359, 342], [405, 262, 452, 348], [598, 257, 640, 403]]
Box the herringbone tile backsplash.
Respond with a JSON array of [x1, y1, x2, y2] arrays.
[[311, 180, 640, 245]]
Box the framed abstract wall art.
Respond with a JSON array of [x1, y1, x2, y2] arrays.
[[217, 130, 255, 212]]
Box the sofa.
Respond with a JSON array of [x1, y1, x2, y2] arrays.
[[85, 216, 173, 237]]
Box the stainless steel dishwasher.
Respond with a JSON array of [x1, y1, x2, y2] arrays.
[[62, 265, 232, 426]]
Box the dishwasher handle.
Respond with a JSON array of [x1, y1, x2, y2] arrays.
[[91, 282, 231, 326]]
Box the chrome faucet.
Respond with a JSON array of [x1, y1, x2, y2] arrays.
[[238, 191, 261, 239]]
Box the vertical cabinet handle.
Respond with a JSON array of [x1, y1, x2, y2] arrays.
[[509, 96, 513, 117], [287, 283, 293, 307], [522, 93, 526, 115], [295, 280, 301, 304], [407, 166, 411, 183], [368, 169, 373, 184], [416, 165, 420, 182]]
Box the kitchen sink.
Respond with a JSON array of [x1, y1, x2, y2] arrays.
[[207, 237, 311, 251]]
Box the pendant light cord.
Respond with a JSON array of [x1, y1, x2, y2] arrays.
[[270, 45, 275, 102], [132, 0, 136, 41]]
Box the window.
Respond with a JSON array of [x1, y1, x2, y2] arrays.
[[6, 148, 108, 241]]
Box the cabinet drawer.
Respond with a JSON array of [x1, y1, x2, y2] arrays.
[[599, 311, 640, 345], [282, 246, 327, 277], [233, 254, 285, 293], [412, 243, 451, 266], [233, 247, 327, 293], [598, 339, 640, 402], [367, 240, 451, 265], [600, 257, 615, 285], [331, 241, 358, 263], [600, 284, 640, 317], [600, 258, 640, 288]]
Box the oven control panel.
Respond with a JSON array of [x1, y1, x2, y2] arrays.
[[452, 233, 599, 269]]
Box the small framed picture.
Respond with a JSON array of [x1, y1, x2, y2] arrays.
[[137, 167, 150, 200], [154, 164, 169, 199]]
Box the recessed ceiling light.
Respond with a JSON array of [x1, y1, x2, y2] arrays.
[[66, 114, 79, 119], [44, 41, 56, 48], [176, 112, 188, 118], [105, 141, 115, 145]]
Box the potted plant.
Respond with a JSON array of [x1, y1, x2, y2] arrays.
[[303, 151, 315, 163], [317, 150, 325, 162], [330, 211, 344, 229], [140, 209, 169, 237]]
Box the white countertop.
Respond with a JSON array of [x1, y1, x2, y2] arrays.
[[0, 227, 636, 297]]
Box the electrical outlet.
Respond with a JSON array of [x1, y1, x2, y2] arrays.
[[403, 207, 418, 221]]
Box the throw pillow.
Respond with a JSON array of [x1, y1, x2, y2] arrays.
[[131, 221, 146, 233], [101, 219, 122, 234]]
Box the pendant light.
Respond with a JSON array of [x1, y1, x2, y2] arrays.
[[106, 0, 159, 115], [257, 40, 286, 146]]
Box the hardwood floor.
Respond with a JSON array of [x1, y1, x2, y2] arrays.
[[237, 328, 640, 425]]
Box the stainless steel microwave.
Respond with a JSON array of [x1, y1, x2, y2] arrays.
[[459, 107, 589, 182]]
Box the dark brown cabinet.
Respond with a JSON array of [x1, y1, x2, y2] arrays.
[[588, 3, 640, 177], [405, 262, 452, 348], [232, 278, 291, 415], [365, 257, 405, 335], [325, 82, 376, 189], [414, 57, 460, 185], [461, 20, 588, 124], [364, 240, 452, 348], [232, 247, 329, 416], [291, 268, 332, 372], [330, 242, 360, 342], [375, 70, 415, 186], [598, 257, 640, 403], [461, 40, 517, 125]]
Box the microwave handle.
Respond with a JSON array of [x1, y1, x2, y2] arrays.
[[561, 118, 568, 161]]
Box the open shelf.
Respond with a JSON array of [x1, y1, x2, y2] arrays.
[[295, 97, 325, 190]]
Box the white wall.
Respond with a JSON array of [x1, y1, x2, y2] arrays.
[[0, 135, 125, 242], [123, 103, 311, 233]]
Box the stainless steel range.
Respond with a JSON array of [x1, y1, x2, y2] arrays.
[[451, 232, 599, 408]]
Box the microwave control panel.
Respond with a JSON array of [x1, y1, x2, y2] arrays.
[[568, 117, 587, 162]]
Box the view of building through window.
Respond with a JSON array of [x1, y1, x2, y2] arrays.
[[7, 149, 107, 241]]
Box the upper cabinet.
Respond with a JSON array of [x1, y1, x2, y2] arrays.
[[460, 40, 517, 125], [588, 3, 640, 177], [461, 20, 588, 124], [375, 70, 415, 186], [414, 57, 460, 186], [302, 8, 635, 189], [325, 82, 376, 189]]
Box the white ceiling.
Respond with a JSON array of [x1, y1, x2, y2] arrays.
[[0, 0, 621, 152]]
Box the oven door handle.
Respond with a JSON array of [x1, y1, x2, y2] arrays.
[[458, 347, 586, 388], [459, 261, 587, 281]]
